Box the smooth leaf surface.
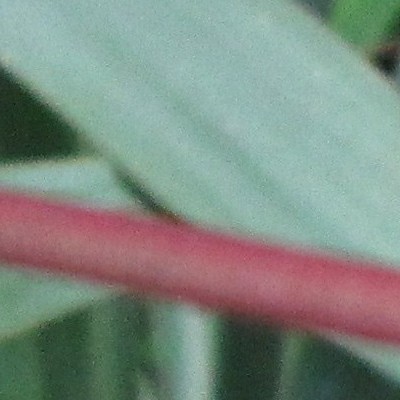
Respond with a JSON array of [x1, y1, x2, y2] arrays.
[[3, 0, 400, 382]]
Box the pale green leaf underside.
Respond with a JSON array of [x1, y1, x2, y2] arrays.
[[2, 0, 400, 380]]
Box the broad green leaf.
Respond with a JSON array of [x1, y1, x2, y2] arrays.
[[4, 0, 400, 385], [330, 0, 400, 48]]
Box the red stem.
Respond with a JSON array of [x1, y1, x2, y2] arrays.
[[0, 190, 399, 344]]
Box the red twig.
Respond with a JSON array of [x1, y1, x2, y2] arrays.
[[0, 190, 399, 344]]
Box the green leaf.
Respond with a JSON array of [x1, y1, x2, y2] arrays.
[[330, 0, 400, 48]]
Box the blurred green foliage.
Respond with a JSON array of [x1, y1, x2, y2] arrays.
[[1, 1, 400, 399], [331, 0, 400, 48], [0, 68, 78, 161]]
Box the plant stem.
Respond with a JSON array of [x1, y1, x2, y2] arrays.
[[0, 190, 399, 344]]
